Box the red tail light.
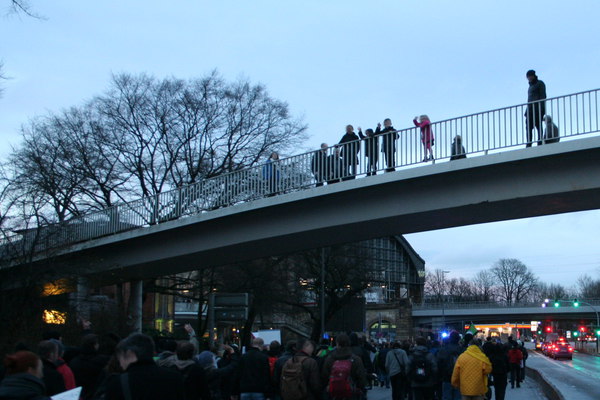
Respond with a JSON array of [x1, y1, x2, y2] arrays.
[[568, 347, 573, 352]]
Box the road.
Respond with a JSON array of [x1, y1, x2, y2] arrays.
[[527, 347, 600, 400]]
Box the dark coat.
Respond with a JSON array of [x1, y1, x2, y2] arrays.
[[437, 343, 464, 383], [0, 373, 51, 400], [272, 351, 294, 395], [311, 150, 328, 180], [68, 351, 109, 400], [450, 139, 466, 160], [375, 126, 398, 153], [338, 133, 360, 165], [234, 347, 272, 396], [321, 347, 367, 391], [105, 360, 185, 400], [527, 79, 546, 102], [408, 345, 438, 387], [326, 154, 344, 183], [358, 130, 378, 158], [290, 352, 321, 400], [169, 361, 211, 400], [40, 359, 65, 396]]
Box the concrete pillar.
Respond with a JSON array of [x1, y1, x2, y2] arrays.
[[73, 277, 91, 322], [127, 280, 143, 333]]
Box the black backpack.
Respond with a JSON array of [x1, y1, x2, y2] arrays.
[[409, 353, 432, 383]]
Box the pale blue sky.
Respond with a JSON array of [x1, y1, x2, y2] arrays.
[[1, 1, 599, 286]]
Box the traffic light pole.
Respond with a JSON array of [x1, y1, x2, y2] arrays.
[[547, 299, 600, 353]]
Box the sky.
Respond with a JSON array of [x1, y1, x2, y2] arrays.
[[1, 1, 599, 287]]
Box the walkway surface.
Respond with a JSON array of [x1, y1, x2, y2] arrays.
[[366, 378, 546, 400]]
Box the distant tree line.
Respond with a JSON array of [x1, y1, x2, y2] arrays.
[[424, 258, 600, 305]]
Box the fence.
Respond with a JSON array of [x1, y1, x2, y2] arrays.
[[3, 88, 600, 259]]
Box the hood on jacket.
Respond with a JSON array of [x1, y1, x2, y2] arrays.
[[0, 373, 47, 398], [330, 347, 354, 360], [411, 345, 430, 356]]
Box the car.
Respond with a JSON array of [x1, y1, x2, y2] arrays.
[[541, 341, 553, 356], [550, 341, 573, 360], [535, 341, 542, 350]]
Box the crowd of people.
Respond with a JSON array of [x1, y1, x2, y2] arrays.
[[261, 70, 561, 193], [0, 326, 530, 400]]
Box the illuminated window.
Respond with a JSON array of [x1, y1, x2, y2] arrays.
[[43, 310, 67, 325], [42, 280, 69, 296]]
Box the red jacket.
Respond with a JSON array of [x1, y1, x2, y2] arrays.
[[56, 358, 77, 390], [507, 349, 523, 365], [413, 119, 434, 144]]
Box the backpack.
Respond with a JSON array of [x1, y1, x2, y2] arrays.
[[409, 353, 432, 383], [280, 356, 307, 400], [268, 356, 277, 377], [327, 358, 356, 399]]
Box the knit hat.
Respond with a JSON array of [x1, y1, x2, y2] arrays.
[[526, 69, 536, 77], [196, 350, 215, 368]]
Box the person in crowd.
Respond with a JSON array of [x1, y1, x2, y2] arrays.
[[450, 135, 466, 160], [543, 115, 560, 144], [105, 333, 185, 400], [69, 334, 109, 400], [436, 331, 463, 400], [375, 119, 398, 172], [0, 351, 50, 400], [263, 152, 281, 196], [451, 337, 492, 399], [326, 146, 344, 184], [215, 345, 240, 400], [484, 342, 509, 400], [48, 339, 76, 391], [273, 341, 296, 400], [518, 341, 528, 383], [507, 342, 523, 389], [525, 69, 547, 147], [311, 143, 329, 187], [385, 342, 409, 400], [322, 333, 367, 400], [166, 342, 210, 400], [413, 115, 435, 162], [350, 333, 374, 389], [374, 342, 390, 388], [358, 127, 378, 176], [280, 339, 321, 400], [234, 337, 272, 400], [338, 125, 360, 180], [267, 341, 281, 379], [37, 340, 65, 397], [408, 337, 437, 400]]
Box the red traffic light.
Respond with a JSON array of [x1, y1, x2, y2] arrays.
[[580, 326, 586, 332], [545, 326, 552, 332]]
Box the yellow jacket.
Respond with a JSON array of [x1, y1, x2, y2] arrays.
[[451, 345, 492, 396]]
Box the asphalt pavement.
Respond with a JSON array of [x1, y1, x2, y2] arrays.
[[527, 348, 600, 400]]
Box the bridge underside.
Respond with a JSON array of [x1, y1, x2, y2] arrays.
[[3, 137, 600, 287]]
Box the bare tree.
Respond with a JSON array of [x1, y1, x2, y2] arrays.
[[446, 277, 474, 302], [491, 258, 538, 305], [577, 274, 600, 299], [471, 270, 496, 302], [424, 268, 448, 302]]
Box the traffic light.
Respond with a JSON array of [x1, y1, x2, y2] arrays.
[[579, 326, 586, 332], [546, 326, 552, 333], [573, 299, 580, 307], [554, 299, 560, 308], [596, 329, 600, 336], [573, 331, 579, 337]]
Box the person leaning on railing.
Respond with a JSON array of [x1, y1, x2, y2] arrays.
[[375, 118, 398, 172], [311, 143, 329, 187], [525, 69, 547, 147]]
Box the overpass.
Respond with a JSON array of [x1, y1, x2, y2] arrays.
[[412, 300, 600, 325], [1, 88, 600, 286]]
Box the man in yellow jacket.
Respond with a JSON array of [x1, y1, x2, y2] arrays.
[[451, 338, 492, 400]]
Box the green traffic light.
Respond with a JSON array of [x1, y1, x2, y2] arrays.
[[573, 299, 579, 307], [597, 330, 600, 336], [554, 301, 560, 308], [573, 331, 579, 337]]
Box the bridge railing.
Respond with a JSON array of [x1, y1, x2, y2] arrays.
[[413, 299, 600, 310], [2, 88, 599, 258]]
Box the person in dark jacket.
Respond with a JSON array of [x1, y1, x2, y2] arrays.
[[37, 341, 65, 397], [350, 334, 374, 388], [338, 125, 360, 180], [408, 337, 438, 400], [167, 342, 210, 400], [198, 349, 237, 400], [358, 128, 378, 175], [436, 332, 463, 400], [321, 334, 367, 399], [543, 115, 560, 144], [450, 135, 466, 161], [105, 333, 185, 400], [525, 69, 547, 147], [326, 147, 344, 184], [262, 152, 281, 196], [217, 345, 240, 400], [68, 334, 108, 400], [272, 341, 296, 399], [311, 144, 329, 187], [0, 351, 50, 400], [284, 339, 321, 400], [375, 119, 398, 172], [485, 342, 509, 400], [234, 338, 272, 400]]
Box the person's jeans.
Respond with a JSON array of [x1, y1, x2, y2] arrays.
[[442, 381, 461, 400], [378, 371, 390, 388], [493, 375, 508, 400], [412, 386, 434, 400], [390, 373, 405, 400], [509, 363, 520, 387], [241, 393, 266, 400]]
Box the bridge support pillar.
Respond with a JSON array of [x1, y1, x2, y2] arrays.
[[72, 277, 91, 323], [127, 280, 143, 333]]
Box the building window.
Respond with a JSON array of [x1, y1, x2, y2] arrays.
[[369, 320, 397, 341]]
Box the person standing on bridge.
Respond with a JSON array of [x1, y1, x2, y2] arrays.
[[375, 118, 398, 172], [338, 125, 360, 180], [311, 143, 329, 187], [414, 115, 435, 162], [525, 69, 547, 147], [263, 152, 281, 196], [358, 127, 378, 176]]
